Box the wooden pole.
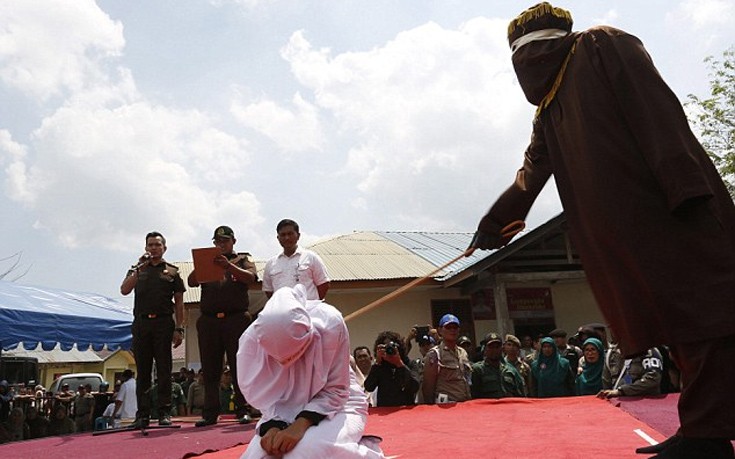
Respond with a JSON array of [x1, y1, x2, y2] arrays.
[[343, 251, 469, 323]]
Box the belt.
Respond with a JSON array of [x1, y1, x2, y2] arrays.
[[201, 310, 247, 319], [139, 313, 167, 319]]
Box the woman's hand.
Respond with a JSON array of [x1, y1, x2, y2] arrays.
[[266, 418, 312, 455]]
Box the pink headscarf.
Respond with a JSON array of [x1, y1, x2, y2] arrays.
[[238, 285, 346, 424]]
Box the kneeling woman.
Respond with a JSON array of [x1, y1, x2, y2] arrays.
[[237, 286, 385, 458]]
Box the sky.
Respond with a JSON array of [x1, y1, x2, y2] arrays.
[[1, 0, 733, 304]]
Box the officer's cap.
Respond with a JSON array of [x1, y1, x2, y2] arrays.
[[549, 328, 567, 338], [213, 225, 235, 240], [483, 332, 502, 345], [504, 334, 521, 347]]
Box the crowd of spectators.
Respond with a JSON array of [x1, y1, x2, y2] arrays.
[[0, 381, 108, 442], [0, 364, 247, 443], [353, 315, 680, 408], [0, 316, 681, 443]]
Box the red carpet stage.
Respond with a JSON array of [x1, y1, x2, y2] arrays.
[[0, 416, 255, 459], [201, 396, 668, 459], [615, 393, 681, 437], [2, 397, 680, 459]]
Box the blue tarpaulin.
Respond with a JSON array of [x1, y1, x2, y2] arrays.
[[0, 281, 133, 351]]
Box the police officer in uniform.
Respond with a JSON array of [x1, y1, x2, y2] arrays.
[[597, 344, 663, 398], [188, 225, 258, 427], [421, 314, 472, 404], [121, 231, 186, 428]]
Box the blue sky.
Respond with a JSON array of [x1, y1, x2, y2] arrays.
[[1, 0, 733, 302]]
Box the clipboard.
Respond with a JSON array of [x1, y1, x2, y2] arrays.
[[191, 247, 226, 283]]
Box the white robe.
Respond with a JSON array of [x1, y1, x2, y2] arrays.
[[237, 286, 384, 459]]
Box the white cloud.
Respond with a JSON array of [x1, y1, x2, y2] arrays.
[[0, 130, 36, 205], [3, 91, 259, 250], [280, 18, 538, 229], [0, 2, 265, 252], [591, 9, 620, 26], [666, 0, 734, 29], [0, 130, 26, 162], [231, 92, 325, 153], [0, 0, 124, 101], [208, 0, 277, 8]]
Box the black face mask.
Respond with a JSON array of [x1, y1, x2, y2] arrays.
[[511, 33, 579, 106]]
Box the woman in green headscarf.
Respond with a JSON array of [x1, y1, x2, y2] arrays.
[[531, 337, 574, 397], [575, 337, 604, 395]]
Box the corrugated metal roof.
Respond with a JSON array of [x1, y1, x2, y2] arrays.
[[308, 232, 440, 281], [175, 261, 197, 303], [376, 231, 495, 280]]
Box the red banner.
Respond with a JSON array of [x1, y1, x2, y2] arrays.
[[471, 288, 553, 320]]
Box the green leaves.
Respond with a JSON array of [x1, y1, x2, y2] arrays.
[[686, 46, 735, 198]]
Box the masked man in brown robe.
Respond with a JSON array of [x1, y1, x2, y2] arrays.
[[470, 3, 735, 458]]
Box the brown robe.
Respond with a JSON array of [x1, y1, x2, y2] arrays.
[[481, 26, 735, 357]]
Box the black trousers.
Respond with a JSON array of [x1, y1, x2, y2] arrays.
[[197, 312, 251, 420], [132, 316, 174, 419]]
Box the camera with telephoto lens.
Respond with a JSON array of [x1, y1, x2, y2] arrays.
[[384, 341, 399, 356]]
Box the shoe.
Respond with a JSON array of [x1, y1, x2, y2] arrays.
[[158, 414, 172, 426], [195, 418, 217, 427], [650, 438, 734, 459], [237, 414, 252, 424], [130, 416, 150, 429], [636, 434, 681, 454]]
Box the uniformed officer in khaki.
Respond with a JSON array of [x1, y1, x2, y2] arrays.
[[188, 225, 258, 427], [503, 334, 532, 396], [421, 314, 472, 403], [121, 231, 186, 428]]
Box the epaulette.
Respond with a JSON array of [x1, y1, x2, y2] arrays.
[[233, 252, 253, 266], [164, 263, 180, 275]]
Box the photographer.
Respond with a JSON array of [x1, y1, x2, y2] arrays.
[[405, 324, 439, 357], [364, 331, 420, 407]]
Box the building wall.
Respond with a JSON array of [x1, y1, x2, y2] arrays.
[[99, 351, 136, 386], [41, 364, 101, 388], [38, 351, 137, 388], [550, 280, 606, 337], [336, 279, 603, 360], [331, 285, 444, 361], [186, 307, 203, 370]]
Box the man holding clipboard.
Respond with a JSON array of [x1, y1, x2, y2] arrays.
[[188, 225, 258, 427]]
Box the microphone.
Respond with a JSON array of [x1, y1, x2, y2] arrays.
[[131, 253, 151, 271]]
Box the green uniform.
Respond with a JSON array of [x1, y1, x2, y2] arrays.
[[471, 360, 525, 399]]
